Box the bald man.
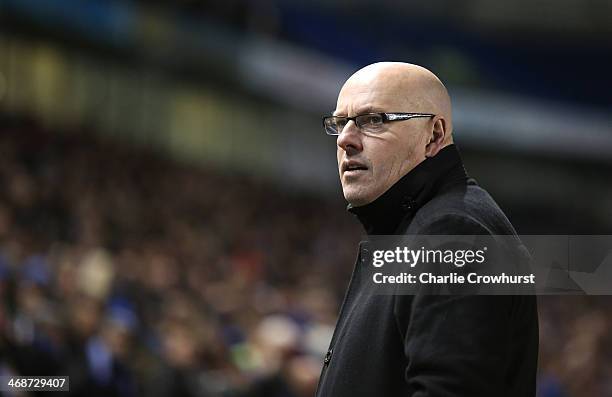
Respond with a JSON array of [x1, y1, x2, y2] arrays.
[[316, 63, 538, 396]]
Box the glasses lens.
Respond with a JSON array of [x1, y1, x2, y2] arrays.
[[324, 116, 346, 135], [356, 114, 384, 132]]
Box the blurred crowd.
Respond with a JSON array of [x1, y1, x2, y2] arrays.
[[0, 116, 611, 397]]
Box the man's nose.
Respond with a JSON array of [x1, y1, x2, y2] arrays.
[[337, 121, 363, 154]]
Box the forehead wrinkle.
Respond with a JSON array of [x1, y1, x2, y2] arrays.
[[336, 92, 401, 117]]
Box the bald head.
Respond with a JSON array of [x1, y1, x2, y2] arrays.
[[334, 62, 454, 206], [340, 62, 453, 141]]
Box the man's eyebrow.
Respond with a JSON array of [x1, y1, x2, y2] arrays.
[[355, 106, 384, 114], [333, 106, 384, 117]]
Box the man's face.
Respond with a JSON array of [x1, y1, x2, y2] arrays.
[[335, 73, 431, 206]]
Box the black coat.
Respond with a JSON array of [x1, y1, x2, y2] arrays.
[[315, 145, 538, 397]]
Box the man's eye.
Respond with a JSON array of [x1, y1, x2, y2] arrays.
[[359, 115, 383, 127], [335, 118, 348, 129]]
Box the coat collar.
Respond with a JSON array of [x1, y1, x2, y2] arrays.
[[347, 144, 469, 235]]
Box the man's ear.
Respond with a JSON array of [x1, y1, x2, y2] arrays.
[[425, 118, 447, 158]]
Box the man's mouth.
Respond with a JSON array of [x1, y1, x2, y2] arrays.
[[342, 161, 369, 175]]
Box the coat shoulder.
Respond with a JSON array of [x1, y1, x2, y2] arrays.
[[407, 183, 518, 236]]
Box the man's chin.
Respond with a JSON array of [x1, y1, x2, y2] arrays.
[[343, 189, 375, 207]]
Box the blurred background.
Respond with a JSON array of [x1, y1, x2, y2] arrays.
[[0, 0, 611, 396]]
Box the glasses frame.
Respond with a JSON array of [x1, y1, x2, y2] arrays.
[[322, 112, 435, 136]]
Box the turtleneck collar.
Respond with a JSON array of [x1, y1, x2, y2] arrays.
[[347, 144, 468, 235]]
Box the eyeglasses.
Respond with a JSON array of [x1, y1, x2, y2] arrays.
[[322, 112, 435, 136]]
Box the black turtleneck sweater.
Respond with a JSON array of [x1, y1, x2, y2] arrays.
[[315, 145, 538, 397]]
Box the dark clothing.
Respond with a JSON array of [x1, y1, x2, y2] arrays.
[[315, 145, 538, 397]]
